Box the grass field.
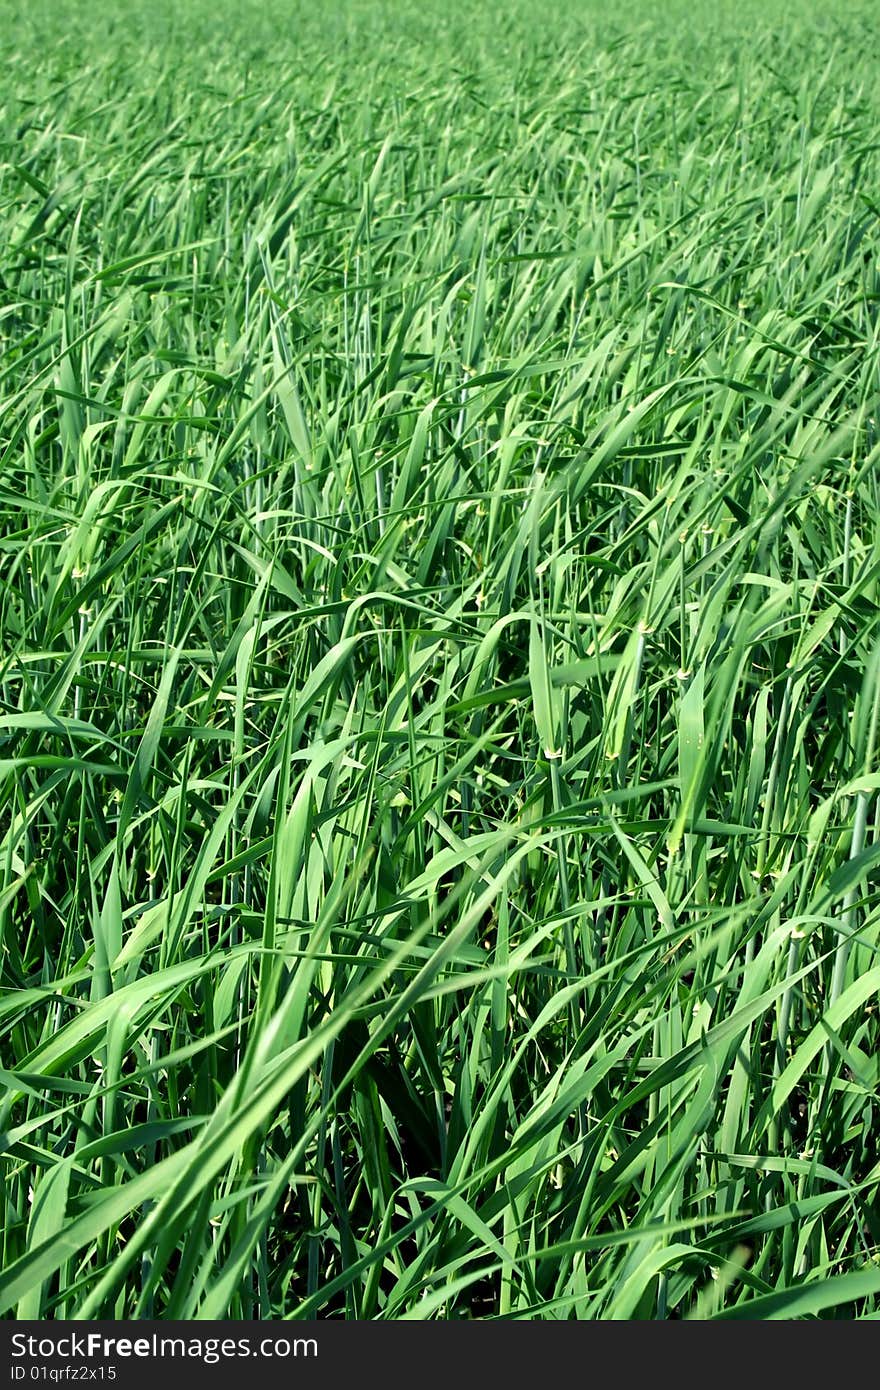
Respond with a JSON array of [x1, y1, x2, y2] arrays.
[[2, 0, 880, 1320]]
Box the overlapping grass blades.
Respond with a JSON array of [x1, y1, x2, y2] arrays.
[[1, 0, 880, 1319]]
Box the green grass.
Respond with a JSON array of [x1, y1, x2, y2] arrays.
[[2, 0, 880, 1320]]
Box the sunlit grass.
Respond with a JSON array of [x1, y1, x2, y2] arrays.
[[2, 0, 880, 1320]]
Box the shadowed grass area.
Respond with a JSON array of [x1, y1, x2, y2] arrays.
[[1, 0, 880, 1320]]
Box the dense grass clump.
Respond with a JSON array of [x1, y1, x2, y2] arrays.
[[2, 0, 880, 1320]]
